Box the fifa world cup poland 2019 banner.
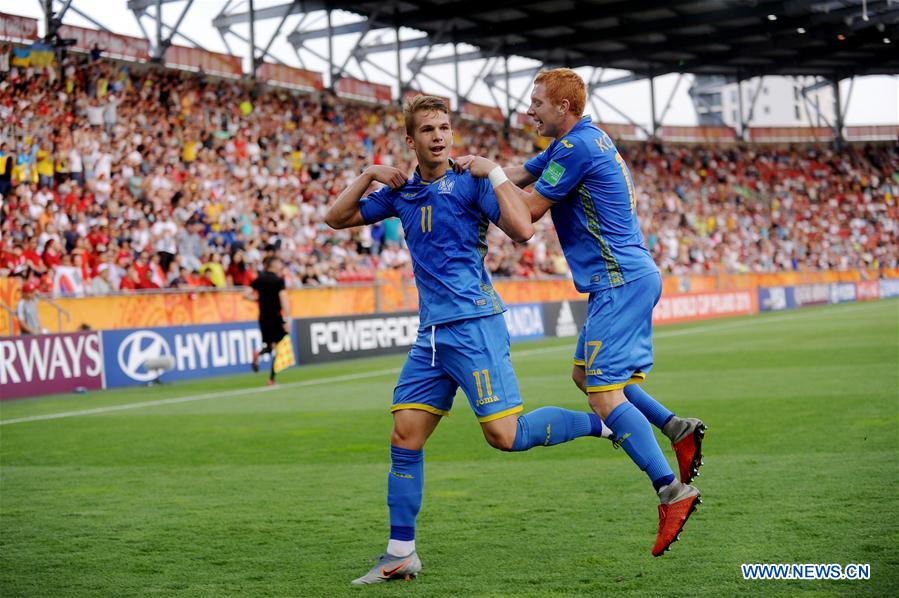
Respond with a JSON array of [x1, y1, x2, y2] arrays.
[[652, 290, 755, 324], [0, 332, 104, 400], [101, 321, 281, 388]]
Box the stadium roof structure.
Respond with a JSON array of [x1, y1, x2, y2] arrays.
[[286, 0, 899, 78], [208, 0, 898, 138]]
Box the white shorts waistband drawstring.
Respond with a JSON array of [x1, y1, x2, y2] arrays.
[[430, 325, 436, 367]]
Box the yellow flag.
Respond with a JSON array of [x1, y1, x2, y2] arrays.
[[273, 335, 296, 373]]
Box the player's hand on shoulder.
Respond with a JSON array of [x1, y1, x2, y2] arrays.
[[453, 155, 474, 172], [455, 155, 498, 177], [365, 165, 406, 189]]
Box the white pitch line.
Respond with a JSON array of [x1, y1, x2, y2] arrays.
[[0, 300, 891, 426], [0, 368, 400, 426]]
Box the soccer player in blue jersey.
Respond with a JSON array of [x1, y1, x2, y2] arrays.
[[326, 95, 614, 585], [457, 69, 706, 557]]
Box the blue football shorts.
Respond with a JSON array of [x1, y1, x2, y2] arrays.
[[392, 313, 524, 422], [573, 272, 662, 392]]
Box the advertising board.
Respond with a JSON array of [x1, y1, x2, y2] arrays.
[[0, 332, 103, 400], [102, 322, 274, 387]]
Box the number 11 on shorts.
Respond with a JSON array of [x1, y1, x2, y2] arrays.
[[473, 369, 492, 398]]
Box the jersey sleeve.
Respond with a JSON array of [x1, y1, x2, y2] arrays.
[[533, 138, 592, 202], [474, 176, 501, 225], [359, 185, 397, 224], [524, 145, 550, 177]]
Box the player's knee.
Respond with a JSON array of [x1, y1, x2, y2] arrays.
[[483, 428, 516, 451], [571, 366, 587, 394], [587, 390, 625, 419], [486, 434, 515, 452], [390, 426, 424, 450]]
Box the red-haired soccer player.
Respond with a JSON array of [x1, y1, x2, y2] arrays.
[[458, 69, 706, 557]]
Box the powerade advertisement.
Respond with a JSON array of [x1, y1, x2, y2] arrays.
[[293, 304, 550, 365], [294, 311, 421, 364], [101, 321, 281, 388]]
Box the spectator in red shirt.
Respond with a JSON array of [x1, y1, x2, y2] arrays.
[[22, 240, 46, 275], [226, 250, 256, 287], [41, 238, 63, 268], [119, 265, 140, 290]]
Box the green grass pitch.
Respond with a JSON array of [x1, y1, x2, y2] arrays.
[[1, 300, 897, 596]]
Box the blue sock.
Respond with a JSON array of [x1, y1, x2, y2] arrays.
[[510, 407, 605, 451], [387, 445, 423, 542], [624, 385, 675, 430], [605, 402, 675, 491]]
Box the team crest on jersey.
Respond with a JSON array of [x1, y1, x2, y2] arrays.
[[436, 177, 455, 194]]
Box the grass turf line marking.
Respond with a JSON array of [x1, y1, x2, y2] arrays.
[[0, 368, 400, 426], [1, 301, 891, 426]]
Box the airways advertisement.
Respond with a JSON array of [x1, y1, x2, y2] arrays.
[[0, 331, 104, 400]]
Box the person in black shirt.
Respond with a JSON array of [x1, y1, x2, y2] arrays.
[[246, 256, 291, 385]]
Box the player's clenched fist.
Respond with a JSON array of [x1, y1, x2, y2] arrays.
[[454, 155, 498, 178], [365, 165, 407, 189]]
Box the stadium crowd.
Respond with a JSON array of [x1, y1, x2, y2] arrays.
[[0, 48, 897, 296]]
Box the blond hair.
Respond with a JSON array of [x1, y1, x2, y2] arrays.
[[534, 68, 587, 117], [403, 95, 450, 136]]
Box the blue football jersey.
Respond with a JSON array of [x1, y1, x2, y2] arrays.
[[360, 168, 506, 328], [525, 116, 658, 292]]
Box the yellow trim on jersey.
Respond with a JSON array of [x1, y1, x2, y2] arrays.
[[572, 359, 586, 366], [390, 403, 450, 417], [586, 373, 646, 393], [477, 405, 524, 423], [418, 173, 448, 186]]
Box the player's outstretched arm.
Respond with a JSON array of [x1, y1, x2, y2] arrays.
[[457, 155, 534, 243], [325, 166, 405, 229], [503, 165, 538, 188], [457, 155, 550, 224]]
